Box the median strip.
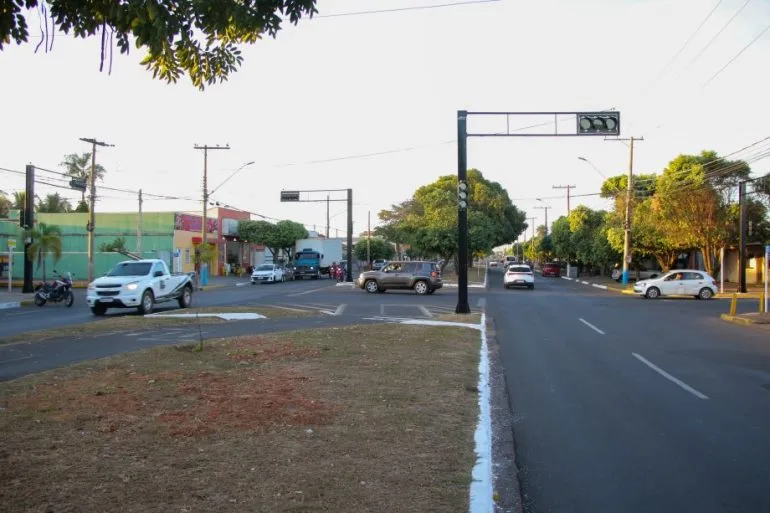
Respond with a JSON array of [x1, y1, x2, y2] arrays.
[[0, 324, 482, 512]]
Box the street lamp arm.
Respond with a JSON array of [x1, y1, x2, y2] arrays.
[[210, 161, 255, 195]]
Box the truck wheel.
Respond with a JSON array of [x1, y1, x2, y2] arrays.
[[138, 290, 154, 315], [91, 304, 107, 316], [178, 285, 192, 309]]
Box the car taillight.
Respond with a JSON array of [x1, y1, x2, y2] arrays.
[[431, 271, 438, 277]]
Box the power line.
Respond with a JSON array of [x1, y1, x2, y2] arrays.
[[687, 0, 752, 68], [316, 0, 500, 18], [643, 0, 724, 93], [702, 21, 770, 88]]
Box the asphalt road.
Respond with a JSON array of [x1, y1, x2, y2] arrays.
[[488, 268, 770, 513]]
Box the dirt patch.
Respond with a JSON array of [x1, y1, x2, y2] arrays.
[[0, 324, 480, 513]]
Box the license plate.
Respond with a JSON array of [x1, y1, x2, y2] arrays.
[[99, 298, 114, 303], [515, 280, 525, 284]]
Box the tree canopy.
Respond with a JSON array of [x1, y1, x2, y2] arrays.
[[376, 169, 526, 266], [237, 219, 308, 261], [1, 0, 317, 89], [354, 238, 394, 262], [61, 152, 106, 204], [36, 193, 72, 213]]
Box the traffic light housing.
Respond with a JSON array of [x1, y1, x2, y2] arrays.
[[577, 112, 620, 135], [458, 181, 468, 210], [69, 178, 87, 192]]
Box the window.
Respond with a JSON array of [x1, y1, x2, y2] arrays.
[[402, 262, 418, 273], [684, 272, 703, 280], [106, 262, 152, 277], [384, 263, 403, 272], [185, 248, 191, 264]]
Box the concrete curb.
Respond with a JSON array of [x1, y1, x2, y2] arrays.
[[485, 314, 525, 513], [0, 301, 21, 310], [720, 313, 768, 325]]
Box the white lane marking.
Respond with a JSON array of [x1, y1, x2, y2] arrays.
[[632, 353, 709, 400], [380, 303, 385, 316], [578, 318, 606, 335], [287, 287, 328, 297], [581, 280, 590, 285], [333, 304, 347, 316], [561, 276, 573, 281], [418, 305, 433, 318], [476, 297, 487, 308], [591, 284, 609, 290], [235, 282, 250, 287]]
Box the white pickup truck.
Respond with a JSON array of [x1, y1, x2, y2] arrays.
[[86, 259, 194, 316]]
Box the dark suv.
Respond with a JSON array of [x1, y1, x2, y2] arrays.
[[356, 261, 443, 295]]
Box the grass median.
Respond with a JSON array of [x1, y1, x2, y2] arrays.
[[0, 306, 316, 346], [441, 266, 486, 285], [0, 323, 481, 512]]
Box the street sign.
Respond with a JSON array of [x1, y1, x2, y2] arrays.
[[577, 112, 621, 136], [7, 239, 16, 250], [280, 190, 300, 202]]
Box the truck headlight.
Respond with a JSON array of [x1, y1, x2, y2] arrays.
[[310, 266, 314, 270], [124, 282, 139, 291]]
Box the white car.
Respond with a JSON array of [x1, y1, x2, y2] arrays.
[[86, 259, 193, 316], [633, 269, 718, 299], [504, 264, 535, 290], [251, 264, 285, 284]]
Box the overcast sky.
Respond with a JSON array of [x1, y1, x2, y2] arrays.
[[1, 0, 769, 238]]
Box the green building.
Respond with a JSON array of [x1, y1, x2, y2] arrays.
[[0, 211, 176, 281]]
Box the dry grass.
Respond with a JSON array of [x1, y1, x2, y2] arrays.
[[0, 324, 481, 513], [441, 266, 486, 284], [0, 306, 316, 345], [435, 313, 483, 324]]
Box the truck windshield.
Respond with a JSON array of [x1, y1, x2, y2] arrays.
[[106, 262, 152, 277], [295, 253, 320, 265]]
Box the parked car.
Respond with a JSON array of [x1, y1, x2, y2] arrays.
[[504, 264, 535, 290], [281, 265, 295, 281], [251, 264, 285, 284], [633, 269, 718, 299], [541, 262, 561, 277], [357, 260, 442, 295]]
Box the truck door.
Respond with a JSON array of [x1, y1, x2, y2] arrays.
[[151, 262, 170, 298]]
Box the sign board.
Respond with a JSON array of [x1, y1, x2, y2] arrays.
[[280, 190, 300, 202], [221, 218, 240, 237], [7, 239, 16, 250]]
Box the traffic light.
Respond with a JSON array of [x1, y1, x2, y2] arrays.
[[577, 112, 620, 135], [280, 190, 300, 202], [69, 178, 87, 192], [458, 180, 468, 210]]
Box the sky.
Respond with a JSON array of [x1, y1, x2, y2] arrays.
[[1, 0, 769, 240]]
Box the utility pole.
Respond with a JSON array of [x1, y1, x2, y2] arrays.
[[608, 136, 644, 286], [194, 144, 229, 282], [22, 164, 35, 292], [326, 195, 330, 238], [534, 206, 551, 235], [346, 189, 353, 282], [367, 210, 371, 267], [552, 184, 576, 214], [137, 189, 143, 256], [527, 217, 536, 242], [79, 138, 114, 282], [738, 180, 748, 293]]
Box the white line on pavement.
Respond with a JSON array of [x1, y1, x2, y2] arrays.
[[334, 304, 347, 316], [561, 276, 573, 281], [578, 318, 606, 335], [591, 284, 609, 290], [287, 287, 328, 297], [581, 280, 590, 285], [632, 353, 710, 400], [418, 305, 433, 318]]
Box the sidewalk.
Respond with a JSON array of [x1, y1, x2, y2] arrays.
[[0, 289, 36, 309], [721, 311, 770, 327]]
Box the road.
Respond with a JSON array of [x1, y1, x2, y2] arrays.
[[488, 268, 770, 513]]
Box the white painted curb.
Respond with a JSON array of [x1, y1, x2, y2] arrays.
[[0, 301, 21, 310], [469, 312, 493, 513], [591, 283, 609, 290], [560, 276, 572, 281]]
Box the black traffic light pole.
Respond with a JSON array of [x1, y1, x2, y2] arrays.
[[22, 164, 35, 293], [280, 188, 354, 282], [455, 110, 621, 314]]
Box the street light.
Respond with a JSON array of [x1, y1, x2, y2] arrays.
[[577, 156, 607, 179], [210, 161, 256, 196]]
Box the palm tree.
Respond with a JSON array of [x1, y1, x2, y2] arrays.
[[24, 223, 63, 281], [0, 190, 9, 218], [12, 191, 26, 210], [36, 193, 72, 213], [61, 152, 106, 203]]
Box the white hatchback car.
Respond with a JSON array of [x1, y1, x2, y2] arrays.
[[251, 264, 285, 284], [633, 269, 718, 299], [504, 264, 535, 290]]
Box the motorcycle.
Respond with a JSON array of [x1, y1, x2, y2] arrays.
[[34, 270, 75, 307]]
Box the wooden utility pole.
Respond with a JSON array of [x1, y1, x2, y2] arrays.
[[194, 144, 229, 249], [552, 184, 576, 214], [137, 189, 143, 256], [607, 136, 644, 285], [79, 137, 114, 282]]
